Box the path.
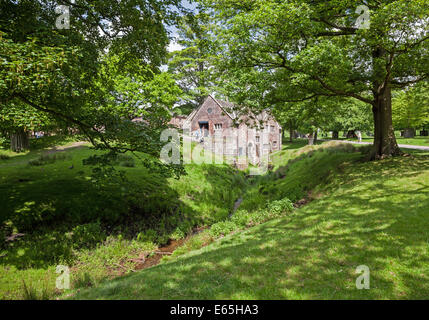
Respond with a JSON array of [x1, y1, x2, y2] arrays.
[[323, 139, 429, 151], [44, 141, 88, 154]]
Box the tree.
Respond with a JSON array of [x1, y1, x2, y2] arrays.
[[0, 0, 185, 174], [323, 98, 373, 138], [392, 82, 429, 136], [202, 0, 429, 158], [0, 101, 60, 152], [273, 104, 303, 142], [168, 10, 220, 115]]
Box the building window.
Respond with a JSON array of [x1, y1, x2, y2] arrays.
[[214, 123, 222, 130], [279, 129, 282, 134], [270, 125, 275, 132], [273, 141, 277, 147], [256, 136, 260, 143], [207, 108, 213, 114]]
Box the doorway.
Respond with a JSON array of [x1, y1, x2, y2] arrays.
[[199, 121, 209, 137]]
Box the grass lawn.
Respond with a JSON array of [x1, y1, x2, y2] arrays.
[[322, 131, 429, 147], [70, 144, 429, 299], [0, 137, 247, 299]]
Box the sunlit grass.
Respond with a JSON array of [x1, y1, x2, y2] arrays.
[[71, 150, 429, 299]]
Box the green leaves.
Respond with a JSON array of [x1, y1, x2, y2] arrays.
[[393, 82, 429, 129], [0, 0, 186, 176]]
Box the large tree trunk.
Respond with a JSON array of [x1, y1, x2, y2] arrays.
[[289, 121, 293, 142], [10, 128, 29, 153], [346, 130, 357, 139], [332, 130, 339, 139], [372, 85, 402, 159], [313, 130, 318, 144]]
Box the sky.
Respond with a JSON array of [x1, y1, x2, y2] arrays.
[[167, 0, 198, 53]]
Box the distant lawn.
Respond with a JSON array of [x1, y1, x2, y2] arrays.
[[71, 148, 429, 299], [322, 132, 429, 147]]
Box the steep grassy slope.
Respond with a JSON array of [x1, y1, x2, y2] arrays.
[[0, 141, 247, 299], [71, 149, 429, 299]]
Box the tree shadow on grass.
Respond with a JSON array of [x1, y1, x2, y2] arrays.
[[72, 154, 429, 300], [280, 139, 309, 151], [0, 160, 248, 271], [0, 166, 188, 270]]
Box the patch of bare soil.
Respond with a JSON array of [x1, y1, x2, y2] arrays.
[[134, 238, 186, 271], [122, 226, 207, 274], [44, 141, 88, 154], [293, 190, 322, 208]]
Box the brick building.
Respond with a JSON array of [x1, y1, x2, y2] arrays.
[[183, 95, 282, 168]]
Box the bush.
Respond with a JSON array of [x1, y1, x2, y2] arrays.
[[266, 198, 294, 216], [21, 281, 50, 300], [0, 154, 10, 160], [137, 229, 158, 243], [73, 272, 94, 289], [170, 227, 186, 240], [113, 154, 135, 167], [71, 222, 106, 249], [209, 220, 238, 237], [231, 210, 251, 228]]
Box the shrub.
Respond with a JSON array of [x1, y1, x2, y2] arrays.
[[113, 154, 135, 167], [0, 154, 10, 160], [21, 281, 50, 300], [249, 209, 271, 224], [266, 198, 294, 216], [28, 159, 45, 166], [137, 229, 158, 243], [12, 201, 57, 231], [71, 222, 106, 249], [209, 220, 238, 237], [231, 210, 251, 228], [170, 227, 186, 240]]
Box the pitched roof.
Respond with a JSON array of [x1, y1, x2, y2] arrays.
[[185, 95, 237, 123], [211, 96, 238, 120], [185, 95, 281, 129]]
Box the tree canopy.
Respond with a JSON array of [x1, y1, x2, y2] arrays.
[[392, 82, 429, 130], [0, 0, 187, 174], [201, 0, 429, 158]]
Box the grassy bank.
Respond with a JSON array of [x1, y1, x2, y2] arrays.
[[0, 138, 247, 299], [70, 144, 429, 299]]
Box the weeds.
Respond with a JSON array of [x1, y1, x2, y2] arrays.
[[21, 280, 50, 300], [28, 153, 69, 166]]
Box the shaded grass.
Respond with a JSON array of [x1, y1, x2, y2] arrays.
[[0, 138, 247, 299]]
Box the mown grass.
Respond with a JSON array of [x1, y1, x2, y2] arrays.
[[323, 130, 429, 147], [0, 137, 247, 299], [241, 141, 369, 212], [70, 145, 429, 299]]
